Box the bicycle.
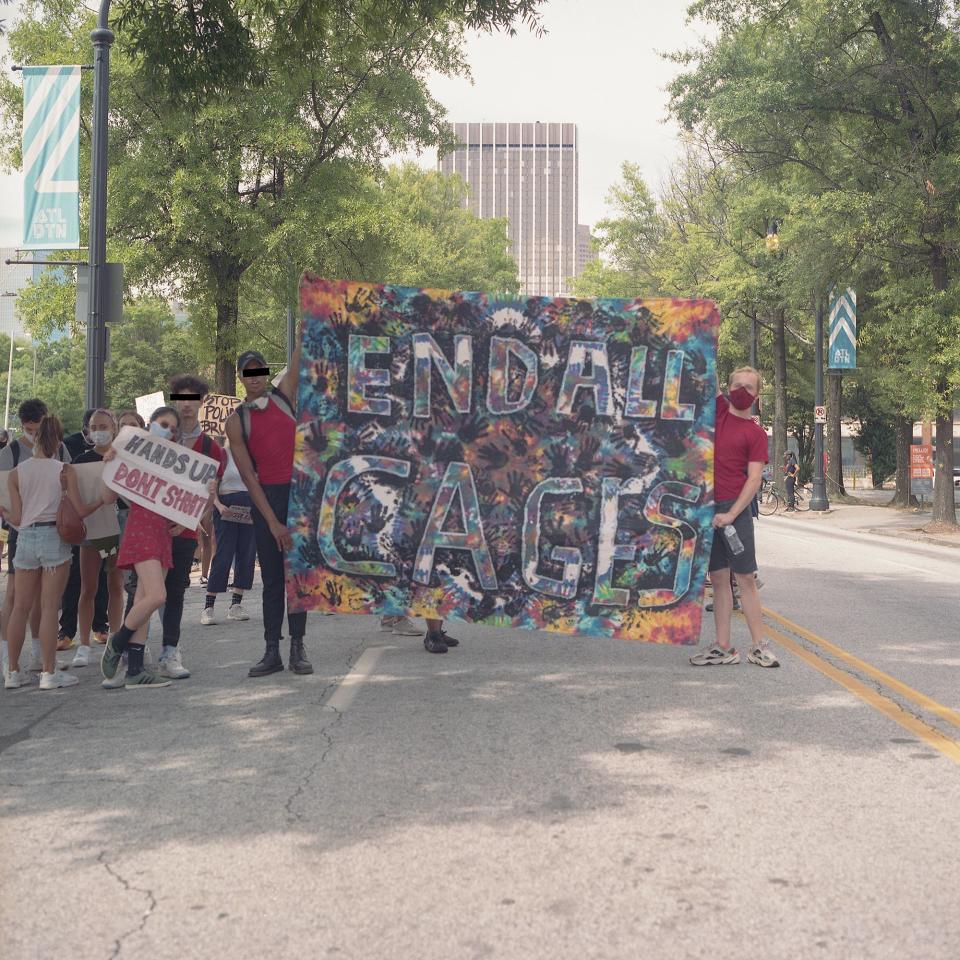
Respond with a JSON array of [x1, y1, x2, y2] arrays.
[[757, 478, 810, 515]]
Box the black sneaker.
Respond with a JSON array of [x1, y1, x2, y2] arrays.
[[437, 630, 459, 647], [423, 631, 449, 654]]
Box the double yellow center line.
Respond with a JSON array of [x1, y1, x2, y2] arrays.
[[759, 607, 960, 765]]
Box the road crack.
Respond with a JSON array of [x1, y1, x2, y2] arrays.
[[98, 850, 158, 959], [283, 638, 366, 824]]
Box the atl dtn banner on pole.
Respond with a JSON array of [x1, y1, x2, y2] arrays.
[[828, 288, 857, 369], [285, 277, 721, 645], [21, 65, 81, 249]]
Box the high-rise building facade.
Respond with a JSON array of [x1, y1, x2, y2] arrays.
[[439, 122, 588, 298]]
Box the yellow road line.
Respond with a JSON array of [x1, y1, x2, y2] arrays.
[[762, 606, 960, 731], [761, 623, 960, 766]]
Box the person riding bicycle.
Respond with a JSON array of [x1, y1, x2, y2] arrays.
[[783, 451, 799, 512]]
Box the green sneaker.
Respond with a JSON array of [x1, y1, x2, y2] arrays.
[[124, 671, 172, 689], [101, 634, 124, 680]]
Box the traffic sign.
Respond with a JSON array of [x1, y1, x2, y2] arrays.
[[828, 288, 857, 370], [814, 405, 826, 424]]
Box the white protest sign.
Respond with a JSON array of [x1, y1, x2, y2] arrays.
[[102, 426, 219, 530], [199, 394, 240, 442], [73, 461, 120, 541], [135, 391, 166, 423]]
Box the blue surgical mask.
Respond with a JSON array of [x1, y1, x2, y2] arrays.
[[90, 430, 113, 446], [149, 422, 173, 440]]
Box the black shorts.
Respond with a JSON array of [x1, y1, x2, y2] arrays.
[[709, 500, 758, 575]]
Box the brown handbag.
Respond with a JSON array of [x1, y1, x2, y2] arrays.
[[56, 467, 86, 546]]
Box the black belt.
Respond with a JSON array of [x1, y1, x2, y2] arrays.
[[25, 521, 57, 528]]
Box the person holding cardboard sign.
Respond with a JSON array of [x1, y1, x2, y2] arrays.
[[101, 407, 217, 689]]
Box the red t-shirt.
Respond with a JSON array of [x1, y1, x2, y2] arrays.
[[714, 395, 768, 501], [247, 397, 296, 485], [177, 432, 227, 541]]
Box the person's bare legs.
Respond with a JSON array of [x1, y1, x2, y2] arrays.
[[77, 546, 102, 648], [736, 573, 766, 650], [39, 562, 71, 673], [125, 559, 166, 633], [6, 569, 38, 672], [711, 567, 735, 650], [106, 561, 124, 633]]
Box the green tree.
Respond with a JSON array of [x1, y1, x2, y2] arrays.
[[1, 0, 543, 395], [667, 0, 960, 526]]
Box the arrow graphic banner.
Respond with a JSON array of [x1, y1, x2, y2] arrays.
[[21, 65, 81, 249], [829, 288, 857, 370]]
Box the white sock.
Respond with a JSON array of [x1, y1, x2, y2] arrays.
[[161, 644, 177, 660]]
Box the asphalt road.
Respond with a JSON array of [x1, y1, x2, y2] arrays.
[[1, 520, 958, 960]]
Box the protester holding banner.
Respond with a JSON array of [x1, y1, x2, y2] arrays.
[[225, 349, 313, 677], [690, 367, 778, 669], [2, 415, 103, 691], [0, 398, 72, 676], [202, 442, 255, 625], [100, 406, 216, 689], [147, 375, 227, 680], [69, 410, 124, 669]]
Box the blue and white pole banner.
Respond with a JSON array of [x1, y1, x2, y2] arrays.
[[21, 65, 82, 250], [828, 287, 857, 370]]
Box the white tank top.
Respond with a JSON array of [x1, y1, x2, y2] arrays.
[[218, 450, 248, 495], [17, 458, 64, 529]]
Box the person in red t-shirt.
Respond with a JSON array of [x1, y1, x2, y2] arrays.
[[161, 375, 228, 679], [691, 366, 780, 669]]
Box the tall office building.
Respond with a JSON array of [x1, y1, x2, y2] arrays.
[[439, 122, 591, 297]]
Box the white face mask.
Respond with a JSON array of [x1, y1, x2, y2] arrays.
[[90, 430, 114, 446], [149, 422, 173, 440]]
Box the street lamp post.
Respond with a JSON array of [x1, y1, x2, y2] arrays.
[[810, 297, 830, 511], [85, 0, 113, 411]]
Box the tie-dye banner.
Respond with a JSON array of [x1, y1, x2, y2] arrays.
[[287, 276, 720, 644]]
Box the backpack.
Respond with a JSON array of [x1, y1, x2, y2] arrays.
[[10, 438, 69, 467]]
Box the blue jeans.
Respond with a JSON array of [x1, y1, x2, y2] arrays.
[[208, 492, 256, 593]]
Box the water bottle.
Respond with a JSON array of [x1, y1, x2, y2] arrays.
[[723, 524, 745, 556]]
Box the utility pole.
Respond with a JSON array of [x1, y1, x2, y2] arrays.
[[810, 297, 829, 511], [85, 0, 113, 410]]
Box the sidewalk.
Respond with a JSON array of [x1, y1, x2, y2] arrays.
[[765, 493, 960, 549]]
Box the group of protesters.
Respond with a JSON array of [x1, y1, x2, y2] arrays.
[[1, 329, 776, 694], [1, 336, 460, 695]]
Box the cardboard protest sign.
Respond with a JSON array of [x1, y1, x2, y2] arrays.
[[199, 394, 241, 442], [286, 277, 720, 644], [135, 391, 165, 423], [74, 461, 120, 541], [103, 426, 219, 530]]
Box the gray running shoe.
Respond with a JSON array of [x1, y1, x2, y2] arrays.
[[747, 647, 780, 668], [101, 635, 123, 680], [689, 646, 740, 666], [124, 671, 172, 689]]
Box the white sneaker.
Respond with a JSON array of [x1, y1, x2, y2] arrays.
[[71, 645, 92, 668], [101, 662, 128, 689], [200, 608, 216, 626], [39, 669, 79, 690], [4, 668, 24, 689], [143, 644, 155, 666], [227, 603, 249, 621], [159, 647, 190, 679], [390, 615, 422, 636]]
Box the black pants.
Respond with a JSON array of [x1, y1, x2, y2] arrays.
[[785, 476, 796, 508], [253, 483, 305, 644], [60, 545, 109, 637], [160, 536, 197, 648]]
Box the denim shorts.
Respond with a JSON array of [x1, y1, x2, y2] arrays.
[[13, 523, 72, 571]]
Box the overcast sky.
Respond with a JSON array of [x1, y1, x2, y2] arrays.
[[0, 0, 707, 246]]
